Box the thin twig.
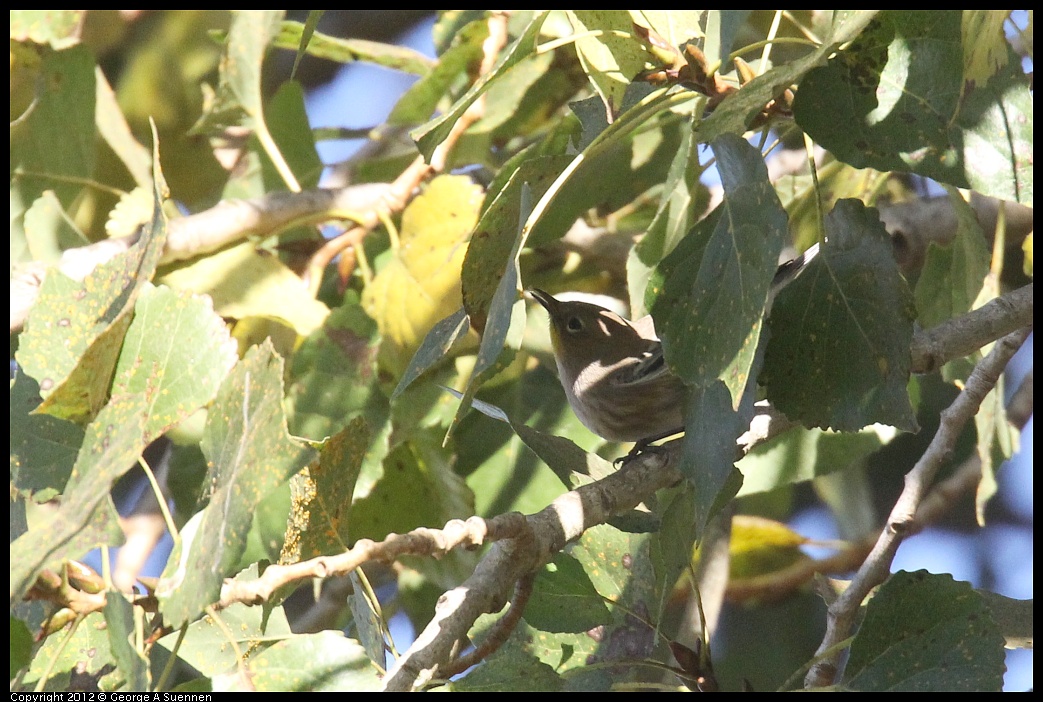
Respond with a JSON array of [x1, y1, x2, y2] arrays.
[[442, 571, 536, 677]]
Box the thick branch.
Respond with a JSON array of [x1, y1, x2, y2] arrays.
[[10, 183, 394, 332], [382, 448, 682, 691], [910, 283, 1033, 374]]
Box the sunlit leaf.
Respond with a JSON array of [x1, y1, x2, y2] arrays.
[[9, 10, 84, 48], [155, 587, 294, 676], [794, 11, 1032, 204], [413, 11, 549, 160], [10, 45, 96, 260], [362, 175, 482, 372], [566, 10, 655, 119], [282, 418, 370, 561], [190, 10, 284, 136], [17, 149, 168, 423], [160, 242, 330, 337], [275, 19, 434, 75], [220, 630, 382, 692]]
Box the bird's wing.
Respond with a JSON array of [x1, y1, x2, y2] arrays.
[[612, 341, 671, 387]]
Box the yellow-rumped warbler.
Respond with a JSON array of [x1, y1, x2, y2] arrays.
[[529, 243, 819, 445]]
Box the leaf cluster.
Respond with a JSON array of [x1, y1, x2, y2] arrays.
[[10, 9, 1031, 693]]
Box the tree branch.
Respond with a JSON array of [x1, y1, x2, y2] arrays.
[[803, 326, 1031, 689], [909, 283, 1033, 374], [382, 448, 682, 691], [10, 183, 394, 332]]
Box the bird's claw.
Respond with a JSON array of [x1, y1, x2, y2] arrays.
[[613, 440, 669, 467]]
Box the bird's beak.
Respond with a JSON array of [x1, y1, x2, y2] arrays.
[[526, 288, 559, 314]]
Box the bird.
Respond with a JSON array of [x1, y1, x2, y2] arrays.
[[529, 243, 819, 447]]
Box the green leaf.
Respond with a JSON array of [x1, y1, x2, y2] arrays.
[[220, 630, 382, 692], [626, 119, 707, 317], [154, 587, 294, 677], [696, 11, 879, 142], [190, 10, 285, 136], [450, 174, 532, 436], [632, 10, 705, 53], [23, 190, 90, 263], [450, 635, 564, 691], [347, 570, 387, 668], [275, 19, 434, 76], [462, 154, 572, 332], [566, 11, 654, 119], [525, 92, 689, 249], [289, 12, 324, 78], [977, 590, 1033, 650], [679, 381, 748, 539], [261, 80, 323, 189], [282, 418, 370, 561], [793, 11, 1032, 204], [19, 268, 131, 422], [649, 133, 788, 407], [524, 553, 613, 634], [157, 341, 316, 627], [95, 70, 153, 189], [23, 612, 121, 691], [388, 19, 488, 125], [348, 437, 475, 545], [10, 10, 85, 48], [915, 189, 992, 334], [512, 422, 617, 487], [105, 593, 150, 692], [444, 377, 613, 492], [349, 437, 477, 592], [701, 10, 749, 68], [763, 199, 918, 432], [160, 242, 331, 338], [845, 570, 1006, 691], [961, 11, 1011, 85], [413, 12, 549, 160], [650, 484, 697, 618], [392, 307, 470, 400], [455, 50, 589, 166], [10, 616, 33, 680], [459, 525, 656, 691], [737, 426, 891, 496], [17, 148, 169, 423], [455, 370, 580, 518], [543, 525, 657, 689], [973, 380, 1015, 524], [915, 188, 992, 385], [10, 372, 84, 495], [112, 284, 239, 439], [10, 44, 95, 258], [9, 387, 147, 603], [284, 300, 390, 502], [13, 284, 234, 594]]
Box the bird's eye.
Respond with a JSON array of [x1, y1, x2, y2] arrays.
[[566, 316, 584, 333]]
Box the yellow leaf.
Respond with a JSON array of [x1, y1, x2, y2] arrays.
[[160, 242, 329, 337], [363, 175, 483, 372]]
